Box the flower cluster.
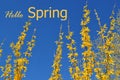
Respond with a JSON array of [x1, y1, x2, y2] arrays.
[[7, 21, 36, 80], [49, 26, 63, 80], [66, 24, 81, 80], [10, 22, 31, 57], [80, 3, 95, 80], [14, 58, 29, 80], [24, 28, 36, 57], [1, 55, 12, 80], [10, 22, 31, 80], [94, 9, 116, 80], [81, 4, 90, 26]]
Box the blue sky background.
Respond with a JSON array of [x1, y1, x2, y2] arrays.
[[0, 0, 120, 80]]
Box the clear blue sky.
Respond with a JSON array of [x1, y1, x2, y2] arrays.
[[0, 0, 120, 80]]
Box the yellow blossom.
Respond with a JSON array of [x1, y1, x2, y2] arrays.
[[49, 26, 63, 80]]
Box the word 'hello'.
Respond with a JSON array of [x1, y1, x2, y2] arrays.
[[5, 11, 23, 18], [28, 7, 68, 21]]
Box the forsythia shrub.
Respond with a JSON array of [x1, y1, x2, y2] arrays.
[[0, 21, 36, 80], [0, 2, 120, 80], [50, 2, 120, 80]]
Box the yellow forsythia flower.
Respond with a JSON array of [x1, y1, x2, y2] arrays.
[[49, 26, 63, 80]]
